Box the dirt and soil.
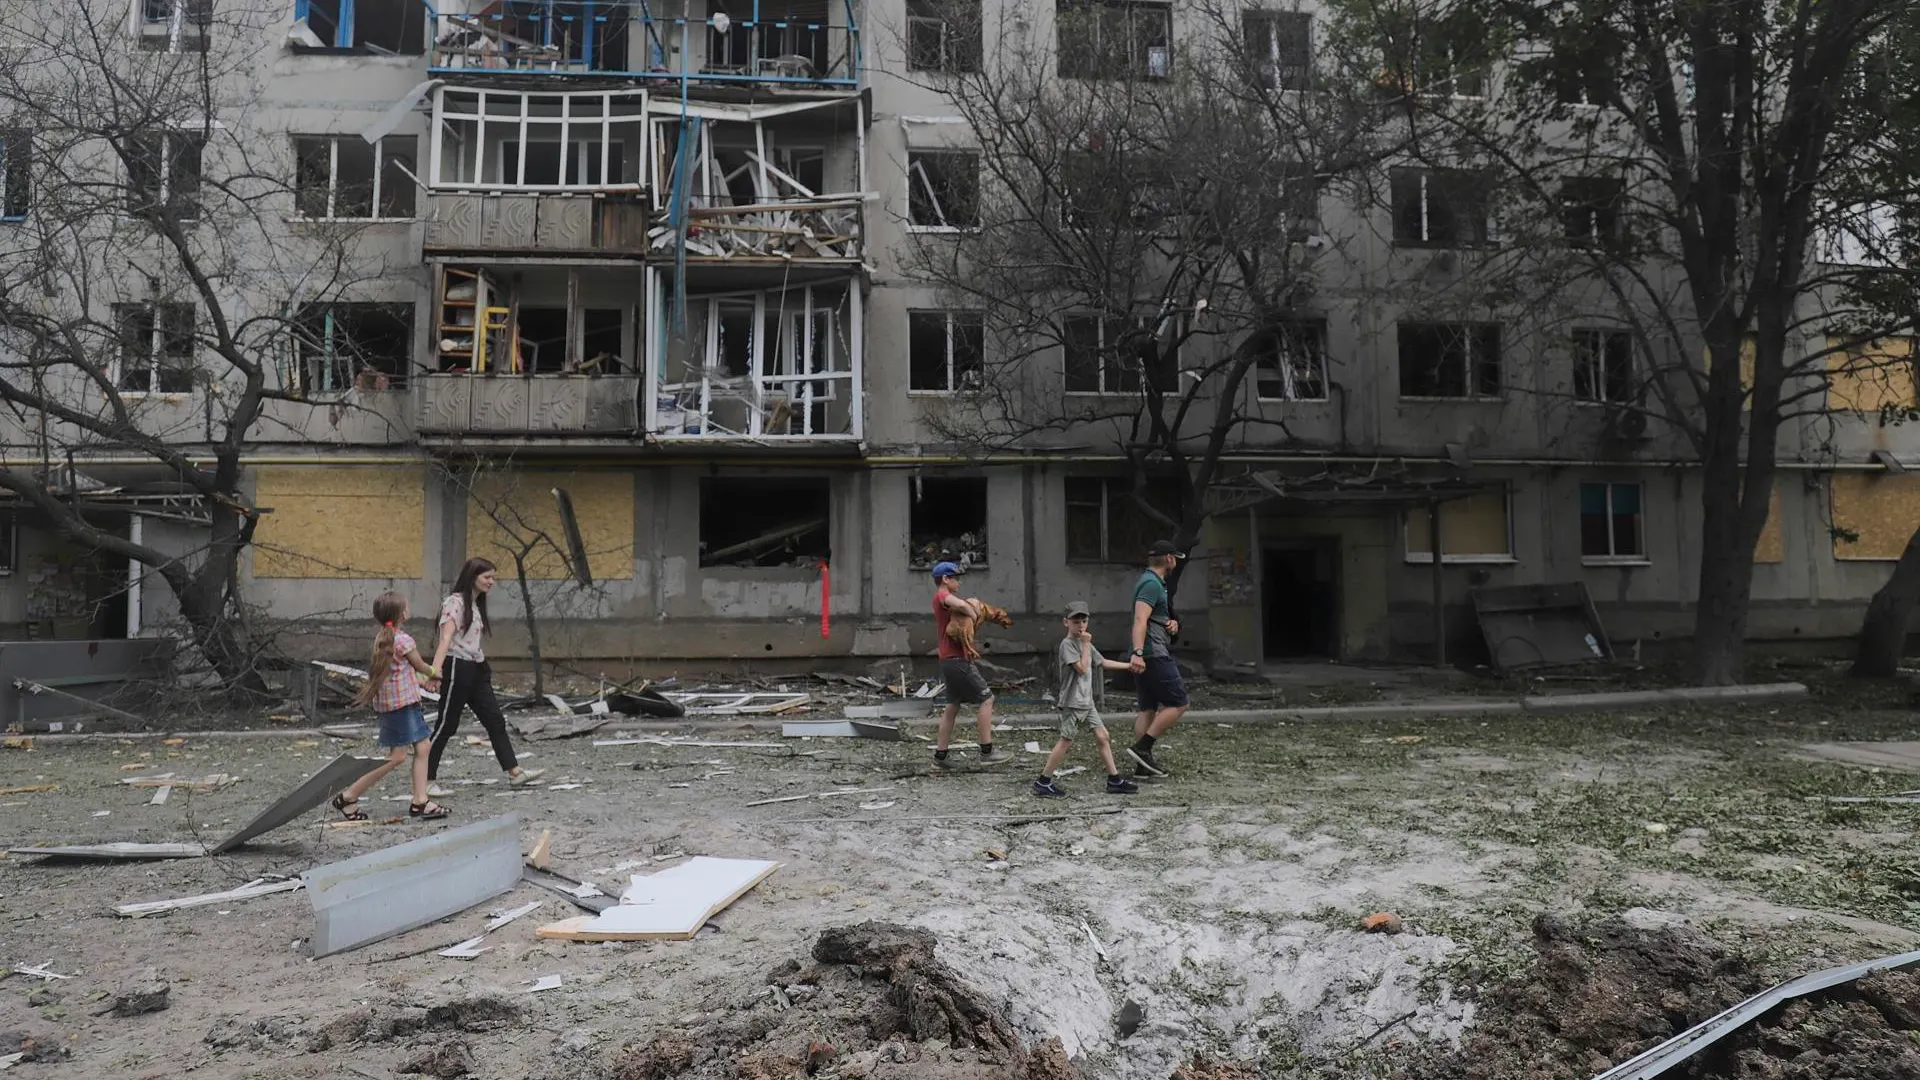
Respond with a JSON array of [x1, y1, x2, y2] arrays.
[[1, 667, 1917, 1079]]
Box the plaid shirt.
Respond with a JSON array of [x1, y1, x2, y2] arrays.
[[370, 629, 423, 714]]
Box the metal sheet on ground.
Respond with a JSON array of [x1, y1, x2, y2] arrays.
[[208, 754, 385, 855], [1799, 741, 1920, 773], [7, 841, 208, 861], [1471, 582, 1613, 672], [304, 814, 522, 958], [536, 857, 779, 942]]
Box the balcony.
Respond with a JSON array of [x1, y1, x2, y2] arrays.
[[423, 192, 650, 256], [415, 373, 641, 437], [427, 2, 861, 89]]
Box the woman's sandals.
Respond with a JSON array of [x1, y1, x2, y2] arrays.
[[330, 792, 369, 821], [409, 801, 450, 819]]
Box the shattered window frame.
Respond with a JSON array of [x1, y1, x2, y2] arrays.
[[907, 309, 984, 393], [293, 134, 418, 221], [289, 301, 416, 395], [113, 301, 197, 396], [1242, 9, 1312, 91], [1398, 321, 1502, 400], [908, 475, 989, 570], [906, 0, 983, 74], [295, 0, 428, 55], [697, 476, 833, 569], [1571, 328, 1635, 405], [1058, 0, 1173, 82], [1064, 476, 1175, 564], [1254, 320, 1329, 402], [134, 0, 211, 53], [127, 131, 207, 221], [906, 150, 981, 230]]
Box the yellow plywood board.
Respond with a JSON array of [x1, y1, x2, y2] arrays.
[[464, 470, 634, 581], [253, 466, 426, 579], [1826, 336, 1917, 413], [1831, 473, 1920, 561], [1406, 489, 1510, 556], [1754, 485, 1785, 565]]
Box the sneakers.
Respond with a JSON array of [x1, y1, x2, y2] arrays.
[[933, 752, 954, 770], [1106, 776, 1139, 795], [977, 746, 1012, 767], [1032, 777, 1066, 798], [1125, 746, 1169, 778], [508, 768, 546, 787]]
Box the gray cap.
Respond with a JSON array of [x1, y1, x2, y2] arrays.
[[1064, 600, 1091, 617]]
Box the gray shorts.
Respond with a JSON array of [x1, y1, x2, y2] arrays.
[[1058, 707, 1105, 740], [940, 658, 993, 706]]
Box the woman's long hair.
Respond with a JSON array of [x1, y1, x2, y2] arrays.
[[351, 591, 409, 709], [450, 557, 496, 637]]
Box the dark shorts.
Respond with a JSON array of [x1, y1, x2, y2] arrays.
[[1135, 656, 1189, 711], [939, 658, 993, 706], [377, 703, 430, 748]]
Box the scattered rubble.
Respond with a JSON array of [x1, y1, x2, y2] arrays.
[[0, 1030, 68, 1066], [607, 922, 1080, 1080], [1360, 912, 1405, 935], [97, 975, 170, 1018], [402, 1038, 475, 1077]]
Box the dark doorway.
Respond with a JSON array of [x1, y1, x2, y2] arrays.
[[1262, 543, 1338, 658]]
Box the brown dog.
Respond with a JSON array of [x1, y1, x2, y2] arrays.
[[945, 600, 1013, 660]]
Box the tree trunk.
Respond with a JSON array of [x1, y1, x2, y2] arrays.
[[513, 550, 544, 698], [1851, 524, 1920, 677], [171, 552, 272, 700]]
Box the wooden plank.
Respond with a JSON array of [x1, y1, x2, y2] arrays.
[[535, 857, 779, 942]]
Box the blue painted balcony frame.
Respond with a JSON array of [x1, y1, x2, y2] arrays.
[[423, 2, 863, 89]]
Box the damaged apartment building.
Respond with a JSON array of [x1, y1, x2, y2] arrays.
[[3, 1, 1917, 671]]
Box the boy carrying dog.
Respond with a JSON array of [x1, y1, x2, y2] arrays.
[[1034, 601, 1140, 797]]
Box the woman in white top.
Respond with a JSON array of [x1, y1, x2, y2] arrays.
[[425, 558, 543, 789]]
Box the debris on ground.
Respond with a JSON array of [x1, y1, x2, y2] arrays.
[[1169, 1056, 1262, 1080], [97, 975, 170, 1018], [401, 1038, 474, 1077], [1402, 915, 1920, 1080], [302, 995, 521, 1054], [607, 922, 1081, 1080], [1360, 912, 1404, 934], [0, 1030, 69, 1065], [1114, 999, 1143, 1038]]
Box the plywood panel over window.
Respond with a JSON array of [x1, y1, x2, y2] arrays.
[[1831, 473, 1920, 561], [1826, 336, 1917, 413], [1405, 489, 1511, 562], [253, 466, 426, 578], [465, 470, 634, 581]]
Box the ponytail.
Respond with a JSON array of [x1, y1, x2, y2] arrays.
[[351, 592, 410, 709]]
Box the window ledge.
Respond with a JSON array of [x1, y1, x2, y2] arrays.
[[1255, 394, 1330, 404], [1398, 395, 1505, 403], [1404, 554, 1517, 565], [1582, 556, 1650, 567], [1064, 390, 1147, 398], [907, 389, 970, 397], [117, 392, 196, 402], [0, 215, 25, 224], [287, 216, 415, 225], [1391, 239, 1499, 250], [904, 224, 980, 235]]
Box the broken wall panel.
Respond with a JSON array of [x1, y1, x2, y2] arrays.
[[252, 467, 426, 579], [1470, 583, 1613, 673], [305, 814, 522, 957]]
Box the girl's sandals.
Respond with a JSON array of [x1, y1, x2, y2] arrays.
[[330, 793, 369, 821], [409, 801, 451, 820]]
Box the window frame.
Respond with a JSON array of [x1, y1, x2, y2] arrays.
[[133, 0, 211, 53], [1057, 0, 1173, 82], [293, 0, 429, 55], [113, 301, 197, 396], [1397, 321, 1502, 400], [906, 0, 983, 74], [1403, 487, 1516, 565], [1242, 9, 1312, 91], [1390, 167, 1493, 248], [1571, 328, 1635, 405], [907, 309, 984, 394], [1062, 312, 1179, 396], [1559, 176, 1623, 246], [127, 130, 207, 220], [289, 301, 416, 395], [906, 149, 981, 231], [293, 134, 418, 221], [1064, 476, 1173, 564], [1253, 319, 1329, 402], [0, 130, 28, 220], [1579, 481, 1647, 565]]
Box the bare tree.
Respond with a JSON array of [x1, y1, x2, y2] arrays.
[[894, 1, 1390, 602], [0, 2, 411, 694], [1324, 0, 1920, 683]]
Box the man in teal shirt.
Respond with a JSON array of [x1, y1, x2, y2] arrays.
[[1125, 540, 1188, 780]]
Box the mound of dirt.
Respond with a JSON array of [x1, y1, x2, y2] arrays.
[[608, 921, 1081, 1080], [1408, 915, 1920, 1080]]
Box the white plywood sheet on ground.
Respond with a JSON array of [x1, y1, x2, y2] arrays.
[[536, 857, 779, 942]]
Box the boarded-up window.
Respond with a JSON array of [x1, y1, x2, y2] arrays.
[[253, 467, 425, 578], [1404, 489, 1511, 562], [1831, 473, 1920, 560], [466, 470, 635, 580], [1826, 336, 1917, 413], [1754, 485, 1785, 565]]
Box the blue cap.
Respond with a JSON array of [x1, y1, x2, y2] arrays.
[[931, 561, 964, 580]]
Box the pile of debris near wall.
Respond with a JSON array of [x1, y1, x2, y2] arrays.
[[608, 922, 1079, 1080], [1404, 915, 1920, 1080]]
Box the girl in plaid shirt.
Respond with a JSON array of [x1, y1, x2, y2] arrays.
[[330, 592, 450, 820]]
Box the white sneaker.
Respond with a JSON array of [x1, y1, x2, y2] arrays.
[[427, 783, 453, 798], [509, 768, 546, 787]]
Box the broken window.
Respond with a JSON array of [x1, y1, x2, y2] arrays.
[[1391, 167, 1490, 247], [1243, 9, 1311, 90], [907, 151, 979, 229], [115, 302, 196, 394], [1579, 482, 1644, 560], [1254, 321, 1328, 401], [294, 134, 416, 220], [136, 0, 210, 52], [1398, 322, 1501, 399], [515, 307, 570, 373], [1375, 11, 1488, 99], [706, 1, 830, 77], [582, 309, 626, 373], [500, 140, 623, 188], [908, 310, 984, 392], [1058, 0, 1171, 80], [1559, 177, 1622, 246], [1064, 314, 1176, 395], [699, 477, 831, 567], [907, 0, 982, 74], [1065, 477, 1175, 563], [299, 0, 426, 54], [1280, 161, 1319, 225], [0, 131, 28, 219], [910, 476, 988, 569], [1571, 329, 1634, 404], [127, 132, 205, 220], [292, 302, 414, 393]]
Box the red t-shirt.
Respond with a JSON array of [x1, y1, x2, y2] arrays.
[[934, 588, 964, 661]]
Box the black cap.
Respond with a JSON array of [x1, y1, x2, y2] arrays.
[[1148, 540, 1186, 559]]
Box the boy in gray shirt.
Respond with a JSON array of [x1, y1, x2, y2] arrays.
[[1035, 601, 1140, 797]]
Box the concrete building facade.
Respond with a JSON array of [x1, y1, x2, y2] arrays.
[[0, 1, 1913, 670]]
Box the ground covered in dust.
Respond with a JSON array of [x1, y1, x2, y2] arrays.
[[2, 673, 1918, 1079]]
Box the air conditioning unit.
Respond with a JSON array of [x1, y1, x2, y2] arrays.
[[1601, 406, 1651, 443]]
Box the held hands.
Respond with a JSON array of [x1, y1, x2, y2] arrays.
[[1128, 654, 1146, 673]]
